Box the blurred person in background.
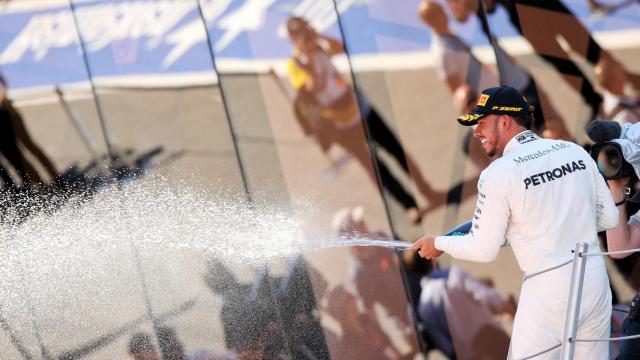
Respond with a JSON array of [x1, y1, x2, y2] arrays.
[[0, 73, 59, 189], [324, 285, 401, 360], [413, 86, 618, 359], [276, 256, 330, 359], [402, 250, 515, 359], [203, 259, 283, 360], [129, 328, 227, 360], [594, 59, 640, 125], [446, 0, 640, 122], [156, 326, 186, 360], [332, 206, 420, 359], [286, 16, 447, 223], [591, 120, 640, 359], [128, 332, 160, 360], [128, 327, 188, 360], [419, 0, 572, 142]]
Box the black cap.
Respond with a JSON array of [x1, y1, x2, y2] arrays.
[[457, 86, 532, 126]]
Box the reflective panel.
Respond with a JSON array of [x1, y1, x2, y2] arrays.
[[208, 1, 423, 358], [1, 0, 250, 358], [0, 0, 639, 359]]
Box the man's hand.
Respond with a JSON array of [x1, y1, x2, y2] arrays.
[[412, 235, 443, 260]]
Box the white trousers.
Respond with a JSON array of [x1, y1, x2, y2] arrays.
[[509, 258, 611, 359]]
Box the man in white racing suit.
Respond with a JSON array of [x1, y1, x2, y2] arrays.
[[413, 86, 618, 359]]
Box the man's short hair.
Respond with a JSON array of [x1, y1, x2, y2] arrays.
[[510, 113, 534, 130]]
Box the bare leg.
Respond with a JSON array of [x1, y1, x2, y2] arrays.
[[516, 2, 603, 118], [535, 87, 574, 140]]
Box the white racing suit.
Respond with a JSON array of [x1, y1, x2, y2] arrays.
[[435, 130, 618, 359]]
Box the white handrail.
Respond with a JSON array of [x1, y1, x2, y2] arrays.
[[515, 343, 562, 360], [523, 259, 573, 281], [573, 334, 640, 342], [515, 243, 640, 359], [582, 248, 640, 257], [560, 243, 588, 360]]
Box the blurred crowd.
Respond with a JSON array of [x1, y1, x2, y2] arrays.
[[277, 0, 640, 358], [284, 0, 640, 228], [0, 73, 163, 222], [191, 205, 517, 360]]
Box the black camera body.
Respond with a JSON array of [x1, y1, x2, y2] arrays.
[[590, 141, 635, 180]]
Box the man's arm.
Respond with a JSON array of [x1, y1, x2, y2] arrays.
[[592, 158, 618, 231], [606, 178, 640, 258], [414, 169, 509, 262]]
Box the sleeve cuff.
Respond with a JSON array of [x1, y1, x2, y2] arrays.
[[434, 236, 448, 252]]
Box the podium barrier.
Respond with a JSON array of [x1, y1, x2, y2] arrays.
[[513, 243, 640, 359]]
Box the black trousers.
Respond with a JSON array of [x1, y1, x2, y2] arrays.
[[0, 105, 28, 185], [617, 317, 640, 359], [512, 0, 603, 120], [364, 109, 417, 210], [328, 106, 417, 210]]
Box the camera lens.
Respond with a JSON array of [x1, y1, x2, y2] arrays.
[[596, 144, 622, 178]]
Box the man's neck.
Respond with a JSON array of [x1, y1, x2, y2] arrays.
[[499, 127, 529, 155]]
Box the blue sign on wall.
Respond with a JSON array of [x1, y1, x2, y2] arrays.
[[0, 0, 638, 90]]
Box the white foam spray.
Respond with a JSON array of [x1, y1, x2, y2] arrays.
[[0, 176, 409, 267], [0, 175, 413, 356]]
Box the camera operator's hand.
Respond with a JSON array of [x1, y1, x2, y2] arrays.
[[607, 177, 629, 203]]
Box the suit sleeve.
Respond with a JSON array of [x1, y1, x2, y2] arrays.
[[435, 168, 509, 262]]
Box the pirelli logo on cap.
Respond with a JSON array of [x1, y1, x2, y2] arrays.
[[477, 94, 489, 106]]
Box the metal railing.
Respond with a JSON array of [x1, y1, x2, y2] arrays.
[[513, 242, 640, 360]]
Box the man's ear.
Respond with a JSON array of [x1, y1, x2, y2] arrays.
[[498, 115, 508, 130], [504, 115, 516, 130]]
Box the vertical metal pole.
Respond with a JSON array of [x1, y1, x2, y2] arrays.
[[10, 228, 51, 359], [329, 0, 398, 235], [560, 242, 588, 360], [68, 0, 116, 166], [55, 87, 100, 159], [195, 0, 253, 205], [330, 1, 427, 353], [68, 3, 165, 357], [196, 1, 295, 357], [477, 0, 507, 86]]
